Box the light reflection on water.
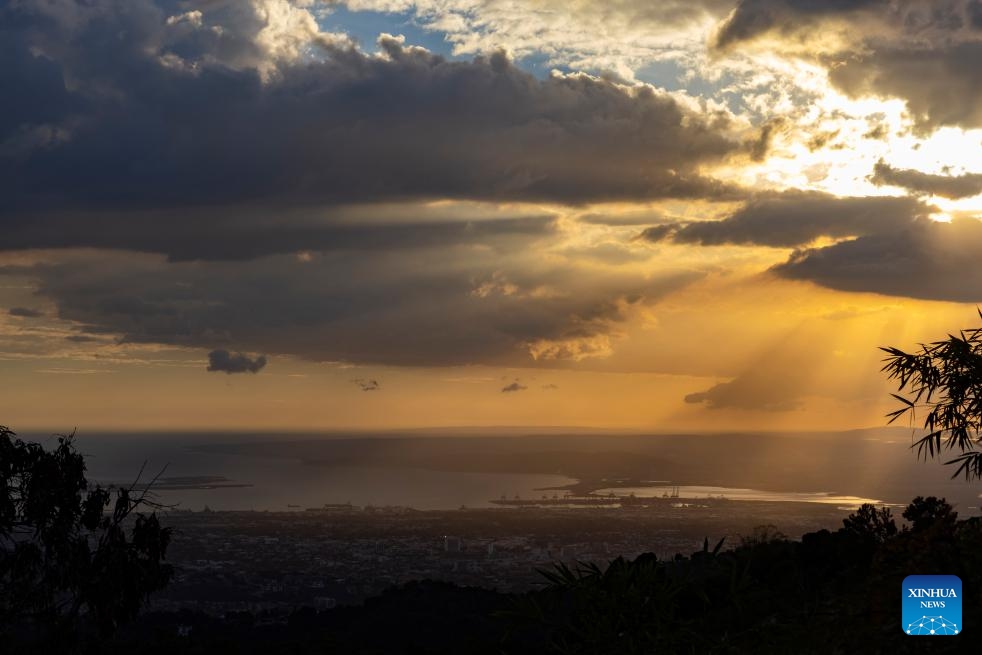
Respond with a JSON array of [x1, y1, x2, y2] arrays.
[[30, 431, 972, 512], [595, 485, 885, 507]]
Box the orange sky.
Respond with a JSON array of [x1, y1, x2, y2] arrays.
[[3, 1, 982, 432]]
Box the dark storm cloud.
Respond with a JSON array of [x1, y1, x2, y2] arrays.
[[8, 307, 44, 318], [828, 41, 982, 131], [773, 217, 982, 302], [638, 192, 929, 247], [639, 190, 982, 303], [714, 0, 887, 49], [714, 1, 982, 129], [4, 209, 559, 262], [2, 249, 702, 367], [870, 160, 982, 199], [0, 1, 742, 370], [207, 349, 267, 374], [0, 0, 743, 262]]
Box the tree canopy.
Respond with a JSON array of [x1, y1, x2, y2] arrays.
[[882, 313, 982, 479], [0, 426, 172, 650]]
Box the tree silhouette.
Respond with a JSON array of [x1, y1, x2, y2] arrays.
[[0, 426, 172, 649], [902, 496, 957, 533], [841, 504, 897, 544], [881, 312, 982, 479]]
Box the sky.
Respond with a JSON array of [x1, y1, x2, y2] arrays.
[[2, 0, 982, 432]]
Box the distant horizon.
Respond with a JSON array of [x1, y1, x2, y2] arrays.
[[37, 425, 976, 514], [12, 424, 927, 439]]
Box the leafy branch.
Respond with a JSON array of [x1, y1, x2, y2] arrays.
[[881, 310, 982, 480]]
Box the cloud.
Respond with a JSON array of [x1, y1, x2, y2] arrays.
[[206, 349, 267, 374], [633, 188, 982, 303], [638, 192, 930, 248], [683, 324, 833, 411], [341, 0, 736, 76], [35, 368, 114, 375], [2, 247, 700, 368], [713, 1, 982, 130], [773, 216, 982, 302], [829, 41, 982, 131], [3, 207, 560, 262], [578, 210, 669, 227], [8, 307, 43, 318], [0, 1, 744, 372], [870, 160, 982, 199], [352, 378, 380, 391], [713, 0, 886, 51], [501, 381, 528, 392], [0, 1, 743, 260], [748, 118, 785, 162], [64, 335, 99, 343], [685, 379, 802, 412]]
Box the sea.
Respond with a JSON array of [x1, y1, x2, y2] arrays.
[[17, 429, 982, 514]]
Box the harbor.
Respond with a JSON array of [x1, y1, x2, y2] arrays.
[[489, 486, 705, 508]]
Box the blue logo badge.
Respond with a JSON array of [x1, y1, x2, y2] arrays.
[[903, 575, 962, 635]]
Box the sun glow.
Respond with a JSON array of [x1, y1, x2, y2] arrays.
[[705, 54, 982, 208]]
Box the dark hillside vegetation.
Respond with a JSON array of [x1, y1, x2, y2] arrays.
[[0, 426, 172, 653], [95, 496, 980, 654]]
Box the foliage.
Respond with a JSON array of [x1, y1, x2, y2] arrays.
[[0, 426, 173, 650], [902, 495, 957, 533], [504, 497, 979, 655], [738, 524, 787, 547], [840, 503, 897, 543], [882, 312, 982, 479], [511, 554, 694, 654]]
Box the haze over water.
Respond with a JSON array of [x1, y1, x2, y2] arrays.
[[42, 428, 982, 515]]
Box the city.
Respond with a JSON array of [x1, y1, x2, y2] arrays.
[[151, 500, 849, 616]]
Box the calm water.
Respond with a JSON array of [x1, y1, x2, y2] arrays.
[[65, 435, 576, 511], [21, 430, 982, 513]]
